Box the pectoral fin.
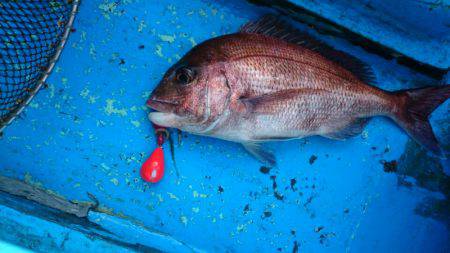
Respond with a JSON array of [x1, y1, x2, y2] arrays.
[[242, 142, 276, 166], [239, 88, 329, 115]]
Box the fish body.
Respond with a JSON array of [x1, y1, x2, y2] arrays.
[[176, 32, 392, 142], [148, 15, 449, 165]]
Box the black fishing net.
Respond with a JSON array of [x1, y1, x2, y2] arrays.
[[0, 0, 79, 131]]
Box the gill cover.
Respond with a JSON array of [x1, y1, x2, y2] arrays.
[[195, 67, 232, 134]]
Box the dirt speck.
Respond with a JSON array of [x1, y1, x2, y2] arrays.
[[260, 166, 271, 174], [314, 226, 324, 233], [304, 195, 315, 208], [380, 160, 398, 173], [263, 211, 272, 218], [270, 175, 284, 201], [309, 155, 318, 165], [243, 204, 250, 214], [274, 191, 284, 201], [319, 232, 336, 245], [270, 175, 277, 189], [290, 178, 297, 191], [293, 241, 299, 253]]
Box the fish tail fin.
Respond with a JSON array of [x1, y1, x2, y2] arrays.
[[391, 85, 450, 157]]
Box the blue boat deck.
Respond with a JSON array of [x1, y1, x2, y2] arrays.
[[0, 0, 449, 252]]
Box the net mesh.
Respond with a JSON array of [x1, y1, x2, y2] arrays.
[[0, 0, 79, 131]]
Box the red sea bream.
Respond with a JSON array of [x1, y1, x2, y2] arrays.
[[147, 15, 450, 165]]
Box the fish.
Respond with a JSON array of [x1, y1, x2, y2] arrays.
[[147, 15, 450, 165]]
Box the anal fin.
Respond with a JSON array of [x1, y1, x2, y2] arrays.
[[242, 142, 276, 166], [323, 118, 370, 140]]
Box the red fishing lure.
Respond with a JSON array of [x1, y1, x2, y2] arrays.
[[140, 124, 167, 183]]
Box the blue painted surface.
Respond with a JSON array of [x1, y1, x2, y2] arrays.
[[0, 0, 449, 252], [289, 0, 450, 69], [0, 204, 127, 252], [0, 241, 31, 253], [87, 211, 204, 252]]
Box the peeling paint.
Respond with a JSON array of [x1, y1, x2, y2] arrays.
[[158, 34, 176, 43], [104, 99, 127, 116]]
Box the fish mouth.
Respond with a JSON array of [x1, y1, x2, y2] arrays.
[[148, 111, 184, 128], [146, 98, 178, 128], [146, 98, 179, 112]]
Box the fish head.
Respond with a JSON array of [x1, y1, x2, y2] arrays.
[[147, 42, 231, 133]]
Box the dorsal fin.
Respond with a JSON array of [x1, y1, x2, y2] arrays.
[[240, 15, 376, 85]]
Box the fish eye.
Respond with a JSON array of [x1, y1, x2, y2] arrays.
[[175, 67, 195, 85]]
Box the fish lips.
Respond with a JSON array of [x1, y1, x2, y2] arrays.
[[146, 97, 184, 126], [146, 97, 178, 113]]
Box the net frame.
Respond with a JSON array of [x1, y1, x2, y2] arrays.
[[0, 0, 80, 132]]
